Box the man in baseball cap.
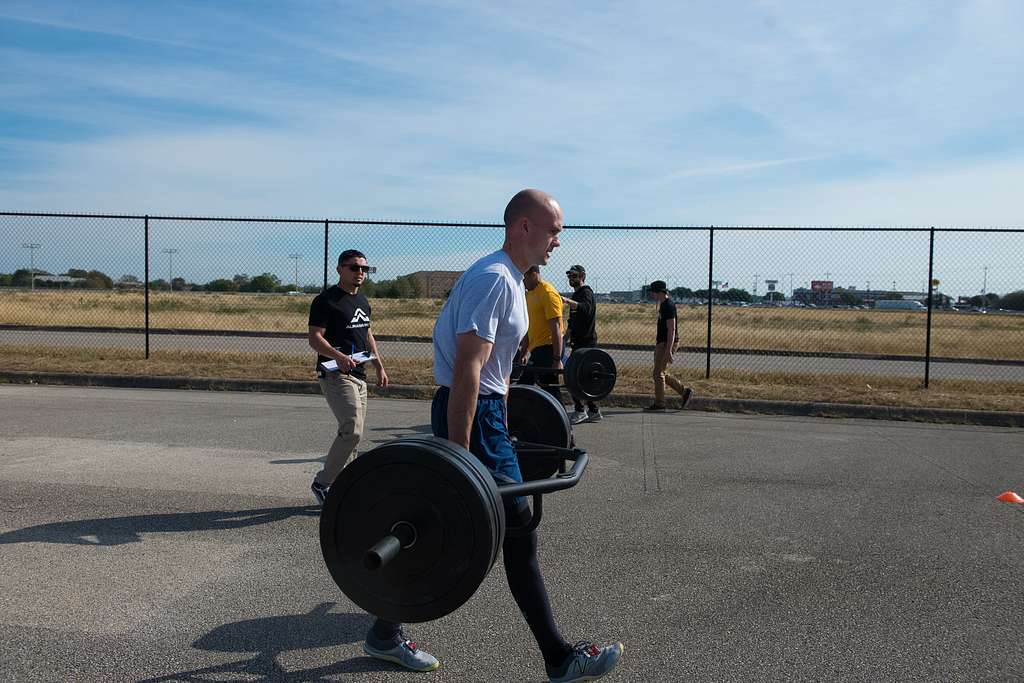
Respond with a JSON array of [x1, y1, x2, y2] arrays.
[[561, 265, 601, 423], [645, 280, 693, 411]]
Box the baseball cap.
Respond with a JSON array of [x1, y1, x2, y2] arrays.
[[648, 280, 668, 293], [566, 265, 586, 277]]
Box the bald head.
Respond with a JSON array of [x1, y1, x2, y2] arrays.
[[503, 189, 560, 230], [501, 188, 563, 272]]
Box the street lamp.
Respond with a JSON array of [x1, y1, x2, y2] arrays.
[[162, 248, 179, 291], [288, 253, 301, 291], [981, 266, 988, 311], [21, 243, 41, 290]]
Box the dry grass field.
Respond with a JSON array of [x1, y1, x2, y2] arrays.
[[1, 345, 1022, 412], [2, 289, 1023, 359]]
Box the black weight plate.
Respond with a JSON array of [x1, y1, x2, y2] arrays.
[[565, 348, 617, 401], [320, 437, 503, 623], [508, 384, 571, 481]]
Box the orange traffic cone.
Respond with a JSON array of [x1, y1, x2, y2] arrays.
[[996, 491, 1024, 503]]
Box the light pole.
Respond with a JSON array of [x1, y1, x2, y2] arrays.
[[162, 248, 179, 291], [288, 254, 301, 291], [21, 243, 41, 290], [982, 266, 988, 310], [786, 273, 794, 297]]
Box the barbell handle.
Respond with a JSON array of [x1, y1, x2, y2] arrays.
[[512, 438, 577, 457], [512, 364, 566, 375], [497, 450, 588, 498], [505, 494, 543, 538]]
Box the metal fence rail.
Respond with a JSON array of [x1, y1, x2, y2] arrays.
[[2, 211, 1023, 388]]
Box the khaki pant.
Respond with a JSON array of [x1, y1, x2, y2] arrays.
[[314, 373, 367, 487], [652, 342, 686, 405]]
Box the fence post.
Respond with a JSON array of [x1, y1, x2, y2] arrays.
[[924, 226, 935, 388], [706, 226, 714, 379], [144, 215, 150, 359], [323, 220, 330, 291]]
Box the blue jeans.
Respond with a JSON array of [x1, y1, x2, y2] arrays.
[[430, 386, 523, 486]]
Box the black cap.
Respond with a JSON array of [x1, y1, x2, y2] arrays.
[[648, 280, 668, 293], [566, 264, 585, 277]]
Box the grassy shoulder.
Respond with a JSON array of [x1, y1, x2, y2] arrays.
[[2, 289, 1022, 359], [1, 345, 1021, 413]]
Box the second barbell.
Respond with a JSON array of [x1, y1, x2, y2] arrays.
[[513, 347, 617, 402]]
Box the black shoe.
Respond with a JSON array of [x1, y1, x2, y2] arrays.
[[642, 403, 667, 412], [311, 480, 329, 505], [679, 387, 694, 408]]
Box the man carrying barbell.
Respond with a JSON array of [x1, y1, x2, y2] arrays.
[[430, 189, 624, 682]]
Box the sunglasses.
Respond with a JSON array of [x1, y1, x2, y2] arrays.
[[342, 264, 376, 274]]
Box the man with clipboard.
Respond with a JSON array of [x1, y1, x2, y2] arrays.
[[308, 249, 439, 672], [307, 249, 388, 504]]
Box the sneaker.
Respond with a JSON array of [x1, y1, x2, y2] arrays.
[[311, 479, 329, 506], [642, 403, 667, 412], [678, 386, 694, 408], [363, 634, 440, 672], [586, 409, 603, 423], [547, 641, 624, 682], [569, 410, 589, 425]]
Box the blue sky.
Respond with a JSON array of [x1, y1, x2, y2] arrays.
[[1, 1, 1022, 294]]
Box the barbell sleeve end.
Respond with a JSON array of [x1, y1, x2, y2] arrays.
[[364, 535, 402, 571]]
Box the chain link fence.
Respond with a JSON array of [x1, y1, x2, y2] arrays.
[[2, 212, 1022, 399]]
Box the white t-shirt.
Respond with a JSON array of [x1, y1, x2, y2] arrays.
[[433, 249, 528, 395]]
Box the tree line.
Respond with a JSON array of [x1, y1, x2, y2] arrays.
[[0, 268, 423, 298], [3, 268, 1022, 309]]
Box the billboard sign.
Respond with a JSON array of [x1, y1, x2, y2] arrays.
[[810, 280, 834, 292]]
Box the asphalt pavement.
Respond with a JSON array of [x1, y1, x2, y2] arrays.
[[1, 385, 1022, 682]]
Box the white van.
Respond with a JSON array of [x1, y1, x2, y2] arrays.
[[874, 299, 927, 311]]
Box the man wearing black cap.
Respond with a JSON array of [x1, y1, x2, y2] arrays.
[[645, 280, 693, 411], [561, 265, 601, 424]]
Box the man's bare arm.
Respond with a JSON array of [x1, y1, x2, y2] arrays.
[[448, 332, 493, 449], [547, 317, 563, 368], [366, 329, 388, 387]]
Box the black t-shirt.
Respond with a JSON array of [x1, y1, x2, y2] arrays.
[[568, 285, 597, 348], [656, 298, 677, 344], [308, 286, 372, 378]]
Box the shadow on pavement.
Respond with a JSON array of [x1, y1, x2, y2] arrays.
[[0, 505, 319, 546], [367, 423, 433, 435], [138, 602, 398, 682], [270, 455, 326, 465]]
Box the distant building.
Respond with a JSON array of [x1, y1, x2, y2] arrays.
[[608, 289, 643, 302], [407, 271, 462, 298]]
